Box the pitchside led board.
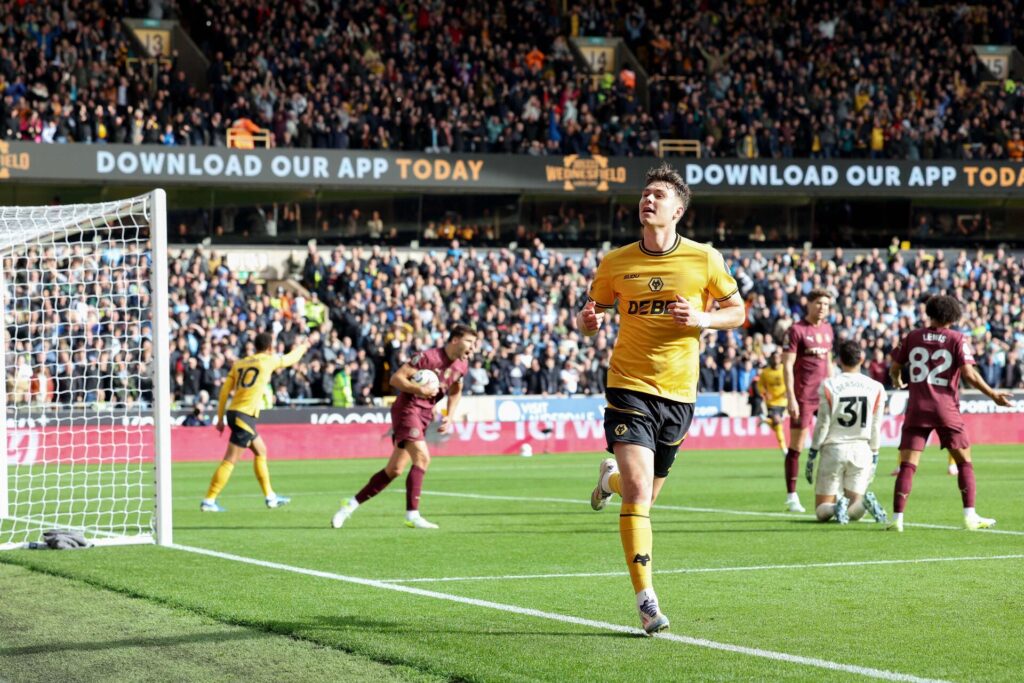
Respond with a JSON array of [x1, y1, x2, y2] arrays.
[[1, 141, 1022, 198]]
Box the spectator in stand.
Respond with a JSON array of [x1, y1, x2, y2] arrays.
[[4, 1, 1024, 161], [183, 405, 210, 426], [866, 349, 890, 387]]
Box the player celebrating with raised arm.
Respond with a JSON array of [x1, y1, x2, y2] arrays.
[[201, 331, 312, 512], [581, 163, 744, 635], [782, 289, 834, 513], [804, 341, 888, 525], [330, 324, 478, 530], [888, 295, 1011, 532], [758, 351, 789, 456]]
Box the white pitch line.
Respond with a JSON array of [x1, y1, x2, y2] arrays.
[[421, 490, 1024, 536], [170, 543, 948, 683], [378, 553, 1024, 584]]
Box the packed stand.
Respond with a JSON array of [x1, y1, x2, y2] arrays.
[[3, 1, 1024, 160], [4, 237, 1021, 412], [3, 241, 156, 409]]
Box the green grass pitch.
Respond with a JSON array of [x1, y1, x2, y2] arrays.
[[2, 445, 1022, 682]]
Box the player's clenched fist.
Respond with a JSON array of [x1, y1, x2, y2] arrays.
[[579, 300, 605, 335], [667, 295, 711, 329]]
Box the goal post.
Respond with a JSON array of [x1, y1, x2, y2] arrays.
[[0, 190, 172, 549]]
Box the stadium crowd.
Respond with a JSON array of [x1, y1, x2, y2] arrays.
[[2, 0, 1024, 160], [5, 236, 1023, 412]]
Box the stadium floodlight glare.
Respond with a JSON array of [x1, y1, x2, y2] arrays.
[[0, 190, 171, 549]]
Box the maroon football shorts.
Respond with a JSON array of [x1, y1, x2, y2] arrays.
[[792, 398, 819, 429], [391, 404, 434, 446], [899, 423, 971, 451]]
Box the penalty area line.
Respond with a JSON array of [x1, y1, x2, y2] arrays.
[[379, 553, 1024, 584], [169, 542, 948, 683], [421, 490, 1024, 536]]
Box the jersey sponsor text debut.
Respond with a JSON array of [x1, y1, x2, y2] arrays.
[[892, 327, 974, 428], [587, 235, 738, 403]]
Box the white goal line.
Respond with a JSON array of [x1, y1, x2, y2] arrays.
[[171, 542, 950, 683], [0, 515, 154, 550]]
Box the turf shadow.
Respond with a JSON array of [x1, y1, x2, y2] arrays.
[[0, 630, 259, 657]]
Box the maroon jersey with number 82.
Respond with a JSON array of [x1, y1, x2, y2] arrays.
[[892, 327, 974, 428]]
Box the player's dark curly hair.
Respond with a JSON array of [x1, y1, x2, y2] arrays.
[[254, 332, 274, 352], [807, 289, 831, 303], [925, 295, 962, 326], [645, 163, 692, 211], [837, 340, 864, 368]]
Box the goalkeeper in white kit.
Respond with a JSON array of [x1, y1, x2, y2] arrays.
[[805, 341, 889, 525]]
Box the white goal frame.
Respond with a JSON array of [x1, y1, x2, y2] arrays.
[[0, 189, 172, 549]]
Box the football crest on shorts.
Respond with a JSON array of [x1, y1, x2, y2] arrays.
[[614, 424, 628, 436]]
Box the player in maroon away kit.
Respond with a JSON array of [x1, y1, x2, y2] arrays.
[[782, 289, 834, 512], [330, 324, 478, 529], [888, 295, 1011, 532]]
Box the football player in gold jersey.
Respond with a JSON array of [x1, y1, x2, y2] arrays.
[[757, 351, 790, 455], [200, 331, 311, 512], [579, 163, 744, 635]]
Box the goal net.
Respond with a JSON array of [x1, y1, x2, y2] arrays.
[[0, 190, 171, 549]]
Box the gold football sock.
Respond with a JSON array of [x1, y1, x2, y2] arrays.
[[607, 472, 622, 496], [205, 460, 235, 500], [619, 503, 653, 593], [253, 455, 273, 497], [773, 422, 787, 450]]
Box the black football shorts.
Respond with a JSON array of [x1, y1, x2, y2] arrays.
[[603, 388, 695, 478], [226, 410, 259, 448]]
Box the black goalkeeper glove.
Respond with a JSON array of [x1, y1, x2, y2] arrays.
[[805, 448, 818, 484]]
